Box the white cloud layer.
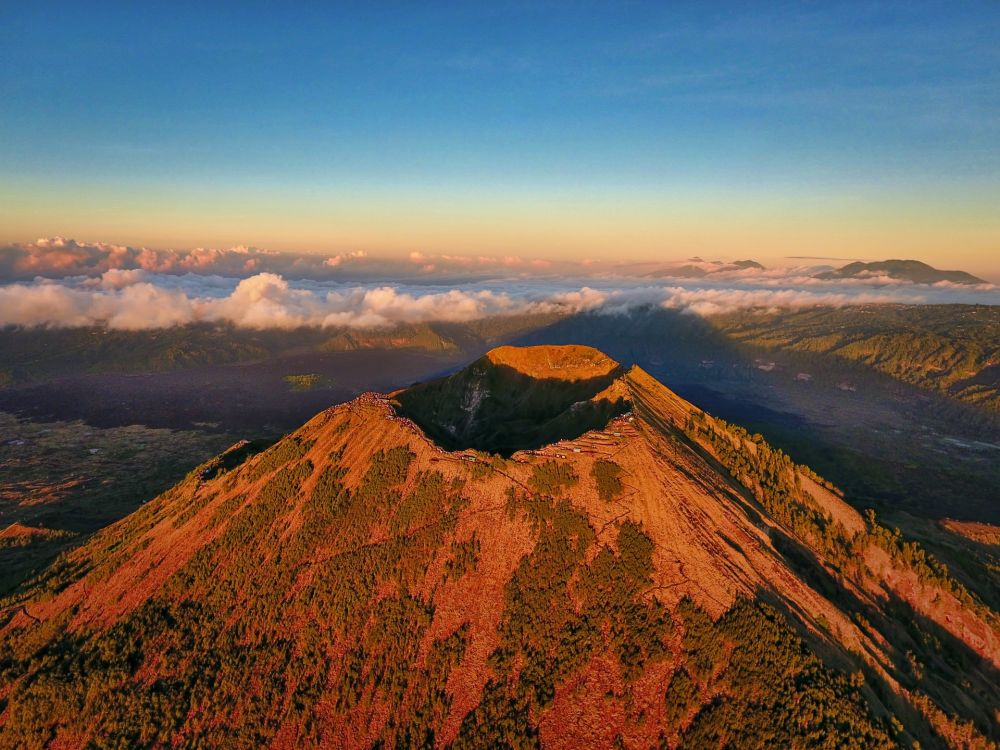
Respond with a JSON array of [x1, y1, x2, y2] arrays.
[[0, 236, 996, 329], [0, 238, 374, 282], [0, 269, 996, 330]]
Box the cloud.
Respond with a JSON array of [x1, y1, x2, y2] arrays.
[[4, 238, 996, 292], [547, 286, 608, 309], [324, 250, 368, 267], [0, 239, 570, 284], [0, 280, 194, 329], [91, 268, 148, 289], [656, 286, 914, 316], [1, 237, 998, 330], [0, 273, 556, 330], [0, 238, 372, 282], [1, 269, 996, 331]]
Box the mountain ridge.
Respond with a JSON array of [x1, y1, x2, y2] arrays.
[[815, 259, 987, 285], [0, 345, 996, 748]]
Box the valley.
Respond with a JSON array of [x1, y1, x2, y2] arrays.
[[2, 305, 996, 605]]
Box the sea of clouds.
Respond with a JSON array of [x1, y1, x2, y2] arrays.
[[1, 238, 997, 330]]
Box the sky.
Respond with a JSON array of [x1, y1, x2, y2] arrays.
[[1, 2, 998, 276]]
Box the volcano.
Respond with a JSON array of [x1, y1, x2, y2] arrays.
[[0, 345, 996, 749]]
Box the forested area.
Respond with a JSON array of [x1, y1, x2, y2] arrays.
[[0, 425, 901, 748], [715, 306, 1000, 412]]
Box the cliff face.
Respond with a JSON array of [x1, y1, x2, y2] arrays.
[[393, 344, 628, 454], [0, 346, 996, 749]]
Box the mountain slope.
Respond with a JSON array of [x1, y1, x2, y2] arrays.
[[815, 260, 987, 285], [0, 346, 996, 748], [394, 345, 628, 454], [711, 305, 1000, 413]]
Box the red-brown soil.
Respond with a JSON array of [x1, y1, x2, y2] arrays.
[[0, 346, 995, 748]]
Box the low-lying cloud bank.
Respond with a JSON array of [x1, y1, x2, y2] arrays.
[[0, 237, 563, 282], [6, 237, 997, 288], [1, 237, 996, 329], [1, 268, 997, 330], [0, 274, 532, 330], [0, 237, 375, 282]]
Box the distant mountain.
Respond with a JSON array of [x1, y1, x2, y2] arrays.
[[320, 322, 460, 353], [631, 258, 766, 279], [815, 260, 987, 285], [1, 345, 996, 748]]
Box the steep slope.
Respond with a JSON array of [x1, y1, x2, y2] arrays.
[[394, 345, 629, 454], [0, 346, 997, 749]]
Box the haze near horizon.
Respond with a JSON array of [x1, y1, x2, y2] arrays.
[[1, 1, 998, 275]]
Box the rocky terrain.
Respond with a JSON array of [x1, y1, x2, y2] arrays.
[[0, 345, 996, 748]]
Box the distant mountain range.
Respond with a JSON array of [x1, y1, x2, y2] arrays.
[[815, 259, 987, 285], [638, 258, 766, 278], [0, 345, 995, 747], [625, 257, 989, 285]]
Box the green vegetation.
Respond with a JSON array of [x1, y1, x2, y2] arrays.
[[529, 460, 578, 495], [394, 351, 627, 455], [283, 373, 336, 391], [0, 527, 74, 549], [0, 374, 990, 747], [458, 497, 671, 743], [444, 533, 481, 581], [0, 324, 277, 382], [676, 598, 896, 749], [663, 667, 698, 727], [684, 410, 847, 556], [713, 305, 1000, 412], [363, 445, 414, 492], [0, 439, 477, 747], [0, 411, 232, 595], [0, 317, 566, 387], [863, 510, 991, 620], [320, 322, 458, 353], [683, 409, 995, 627], [457, 490, 894, 747], [390, 470, 463, 535], [591, 459, 624, 503], [682, 404, 999, 737], [245, 435, 314, 482]]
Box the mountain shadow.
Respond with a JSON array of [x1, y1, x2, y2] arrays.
[[393, 344, 629, 454]]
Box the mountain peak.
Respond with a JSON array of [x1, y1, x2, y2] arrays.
[[815, 259, 987, 285], [394, 345, 628, 454], [1, 347, 996, 748], [483, 344, 620, 381]]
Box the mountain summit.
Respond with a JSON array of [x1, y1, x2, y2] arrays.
[[0, 346, 996, 748], [394, 345, 628, 454], [814, 259, 987, 285]]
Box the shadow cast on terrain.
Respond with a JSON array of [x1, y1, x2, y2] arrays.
[[764, 530, 1000, 743], [0, 348, 470, 435], [510, 307, 1000, 523], [394, 359, 628, 455], [752, 584, 941, 747]]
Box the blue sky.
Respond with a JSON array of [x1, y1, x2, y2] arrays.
[[1, 1, 998, 270]]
